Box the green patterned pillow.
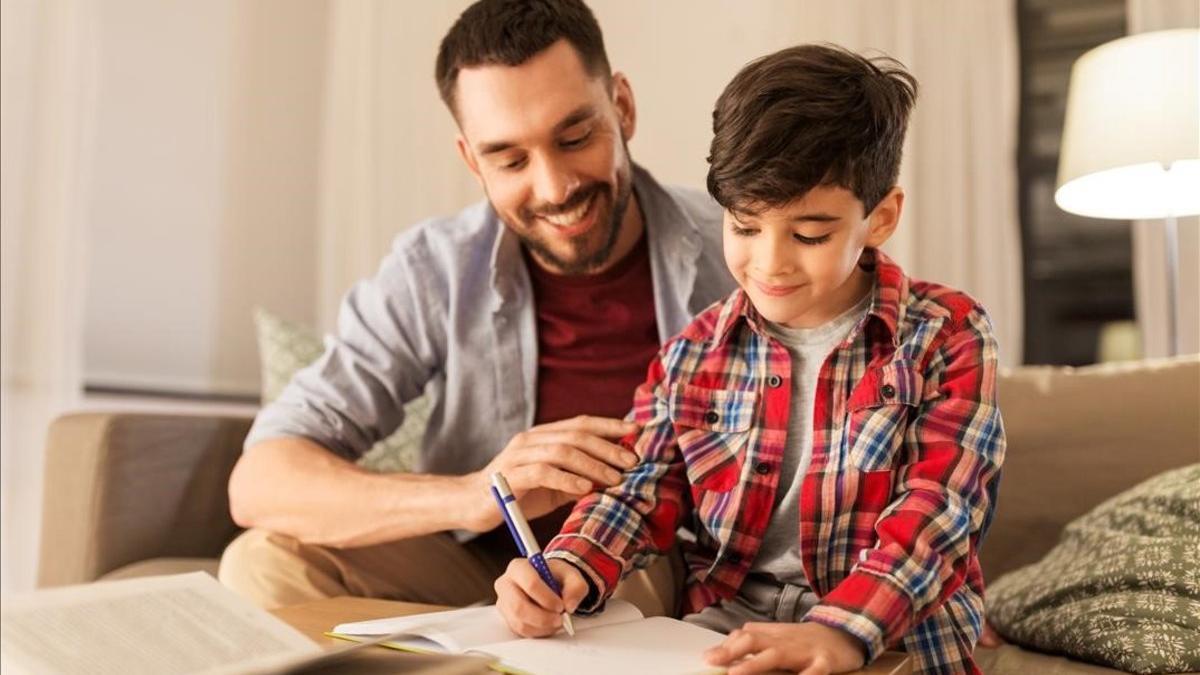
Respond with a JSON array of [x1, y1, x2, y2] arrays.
[[987, 464, 1200, 674], [254, 308, 429, 473]]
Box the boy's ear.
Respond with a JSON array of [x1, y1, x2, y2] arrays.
[[455, 134, 485, 188], [865, 187, 904, 248]]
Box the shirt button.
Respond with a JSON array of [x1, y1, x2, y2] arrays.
[[726, 552, 742, 565], [881, 384, 896, 399], [755, 462, 771, 475], [704, 411, 720, 425], [767, 374, 783, 388]]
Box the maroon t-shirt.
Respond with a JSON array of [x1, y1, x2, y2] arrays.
[[525, 234, 660, 425]]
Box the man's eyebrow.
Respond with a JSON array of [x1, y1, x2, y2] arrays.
[[553, 105, 597, 134], [475, 106, 598, 156]]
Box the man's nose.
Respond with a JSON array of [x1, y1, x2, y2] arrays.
[[531, 154, 580, 207]]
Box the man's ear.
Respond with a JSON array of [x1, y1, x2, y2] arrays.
[[455, 134, 484, 188], [611, 72, 636, 142], [865, 187, 904, 248]]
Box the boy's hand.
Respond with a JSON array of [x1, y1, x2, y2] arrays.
[[704, 622, 866, 675], [494, 558, 589, 638]]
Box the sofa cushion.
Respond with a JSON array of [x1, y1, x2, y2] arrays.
[[986, 465, 1200, 674], [974, 645, 1126, 675], [254, 308, 429, 472], [985, 356, 1200, 582]]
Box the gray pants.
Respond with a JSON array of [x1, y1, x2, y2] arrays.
[[684, 575, 819, 633]]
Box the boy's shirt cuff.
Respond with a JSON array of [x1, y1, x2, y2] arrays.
[[543, 534, 626, 615], [804, 567, 916, 663]]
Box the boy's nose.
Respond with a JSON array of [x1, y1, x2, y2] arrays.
[[753, 241, 797, 277]]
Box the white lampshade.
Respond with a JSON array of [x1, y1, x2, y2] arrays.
[[1055, 28, 1200, 220]]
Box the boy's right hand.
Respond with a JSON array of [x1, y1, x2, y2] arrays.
[[494, 558, 589, 638]]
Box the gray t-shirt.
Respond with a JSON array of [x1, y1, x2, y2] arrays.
[[750, 289, 874, 586], [686, 289, 872, 633]]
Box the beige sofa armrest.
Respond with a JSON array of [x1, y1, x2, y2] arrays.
[[37, 412, 254, 587]]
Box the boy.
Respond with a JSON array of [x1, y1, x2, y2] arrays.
[[495, 44, 1005, 675]]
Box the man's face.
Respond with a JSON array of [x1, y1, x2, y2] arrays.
[[454, 40, 637, 275], [722, 185, 902, 328]]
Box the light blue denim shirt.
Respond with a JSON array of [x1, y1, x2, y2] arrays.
[[246, 165, 735, 477]]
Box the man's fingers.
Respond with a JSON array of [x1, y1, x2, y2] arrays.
[[530, 443, 626, 485], [537, 415, 640, 441], [506, 464, 592, 496], [523, 430, 639, 471]]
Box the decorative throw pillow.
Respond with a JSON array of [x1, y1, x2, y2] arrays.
[[987, 464, 1200, 674], [253, 308, 429, 473]]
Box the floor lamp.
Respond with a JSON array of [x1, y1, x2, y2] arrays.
[[1054, 28, 1200, 357]]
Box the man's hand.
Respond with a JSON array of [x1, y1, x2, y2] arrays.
[[463, 415, 640, 532], [495, 558, 590, 637], [704, 622, 866, 675]]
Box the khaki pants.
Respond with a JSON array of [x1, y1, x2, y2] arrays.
[[218, 518, 681, 617]]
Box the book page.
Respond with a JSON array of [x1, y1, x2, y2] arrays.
[[479, 616, 726, 675], [1, 572, 320, 675], [332, 598, 644, 653]]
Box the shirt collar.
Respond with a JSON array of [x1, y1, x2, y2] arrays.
[[710, 247, 909, 349]]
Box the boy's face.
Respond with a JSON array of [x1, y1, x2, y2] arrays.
[[722, 185, 903, 329], [453, 39, 638, 276]]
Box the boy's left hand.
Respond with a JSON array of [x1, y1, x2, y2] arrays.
[[704, 621, 866, 675]]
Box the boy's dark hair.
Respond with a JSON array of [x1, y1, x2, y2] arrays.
[[707, 44, 918, 216], [435, 0, 611, 116]]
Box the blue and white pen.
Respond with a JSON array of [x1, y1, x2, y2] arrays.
[[490, 471, 576, 637]]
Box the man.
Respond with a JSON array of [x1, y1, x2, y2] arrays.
[[218, 0, 733, 611]]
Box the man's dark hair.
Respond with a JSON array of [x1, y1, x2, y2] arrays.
[[435, 0, 611, 116], [706, 44, 918, 216]]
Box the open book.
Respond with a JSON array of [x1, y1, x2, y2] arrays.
[[0, 572, 481, 675], [331, 598, 725, 675]]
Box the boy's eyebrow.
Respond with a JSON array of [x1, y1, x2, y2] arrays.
[[790, 213, 841, 223], [475, 105, 598, 156]]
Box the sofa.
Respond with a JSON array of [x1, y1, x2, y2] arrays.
[[38, 356, 1200, 673]]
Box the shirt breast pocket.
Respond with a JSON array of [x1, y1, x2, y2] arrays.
[[843, 361, 924, 472], [669, 383, 757, 492]]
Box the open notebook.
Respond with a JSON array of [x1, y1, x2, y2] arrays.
[[331, 598, 725, 675]]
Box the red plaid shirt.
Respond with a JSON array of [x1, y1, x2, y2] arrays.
[[545, 249, 1006, 674]]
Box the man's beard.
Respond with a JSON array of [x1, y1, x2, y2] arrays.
[[495, 162, 634, 276]]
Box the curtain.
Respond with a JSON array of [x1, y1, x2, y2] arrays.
[[0, 0, 96, 591], [317, 1, 1024, 363]]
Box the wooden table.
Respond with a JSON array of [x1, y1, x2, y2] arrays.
[[272, 596, 912, 675]]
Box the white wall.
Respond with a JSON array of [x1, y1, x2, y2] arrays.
[[83, 0, 327, 397]]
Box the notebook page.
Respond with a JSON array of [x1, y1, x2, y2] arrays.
[[333, 598, 643, 653], [478, 616, 725, 675], [0, 572, 319, 675]]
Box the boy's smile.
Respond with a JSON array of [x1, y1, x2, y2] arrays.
[[722, 184, 903, 328]]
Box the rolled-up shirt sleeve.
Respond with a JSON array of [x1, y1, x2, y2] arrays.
[[244, 229, 446, 461]]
